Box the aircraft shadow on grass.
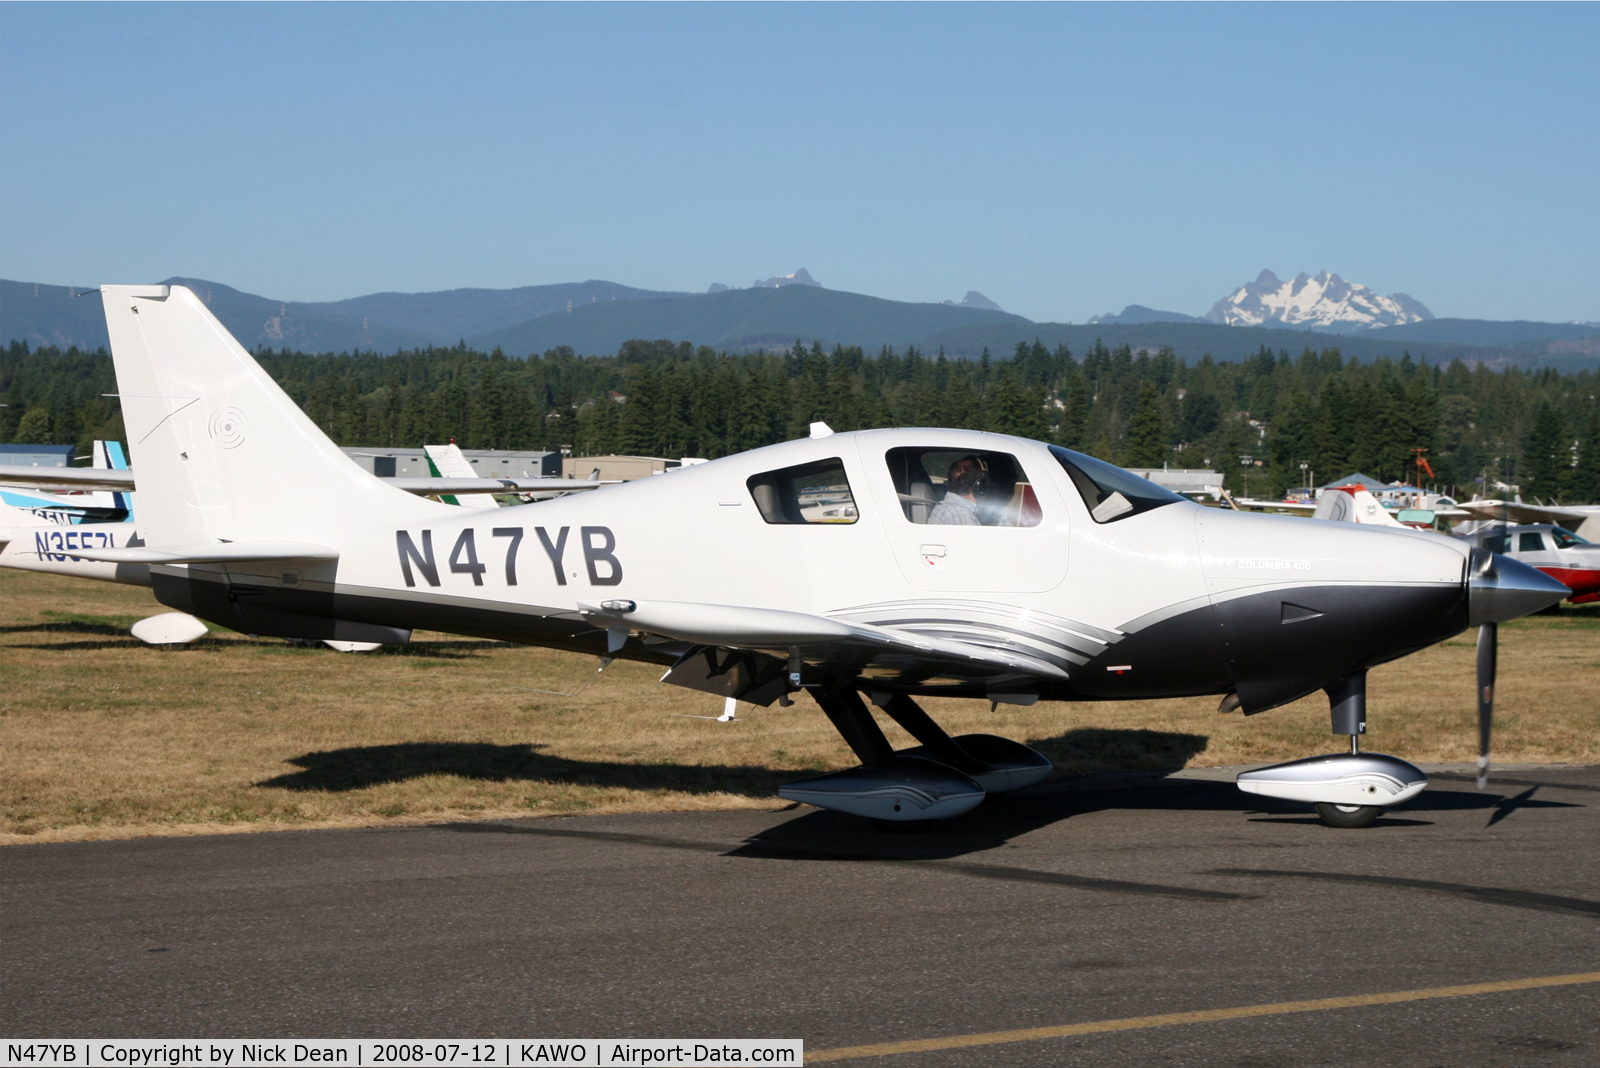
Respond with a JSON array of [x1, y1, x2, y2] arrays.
[[258, 740, 805, 798], [2, 620, 144, 650]]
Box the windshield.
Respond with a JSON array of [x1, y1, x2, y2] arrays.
[[1048, 445, 1185, 523], [1551, 528, 1592, 549]]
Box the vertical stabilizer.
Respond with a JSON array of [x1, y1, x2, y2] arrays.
[[101, 284, 442, 548], [1312, 486, 1404, 527]]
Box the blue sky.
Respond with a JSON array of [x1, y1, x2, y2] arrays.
[[2, 3, 1595, 322]]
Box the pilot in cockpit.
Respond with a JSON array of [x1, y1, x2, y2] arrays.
[[926, 455, 989, 525]]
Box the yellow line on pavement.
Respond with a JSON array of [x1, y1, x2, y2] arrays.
[[807, 971, 1600, 1063]]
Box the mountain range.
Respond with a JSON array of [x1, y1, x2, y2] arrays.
[[1208, 269, 1434, 331], [3, 270, 1596, 370], [1091, 269, 1435, 332]]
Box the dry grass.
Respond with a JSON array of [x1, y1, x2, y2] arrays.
[[2, 567, 1596, 844]]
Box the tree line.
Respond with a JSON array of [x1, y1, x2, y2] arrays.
[[4, 336, 1598, 503]]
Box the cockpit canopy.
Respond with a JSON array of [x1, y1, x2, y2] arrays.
[[1048, 445, 1185, 523]]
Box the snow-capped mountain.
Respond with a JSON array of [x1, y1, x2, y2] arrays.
[[1205, 270, 1433, 332]]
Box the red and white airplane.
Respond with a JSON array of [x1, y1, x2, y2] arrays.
[[1456, 523, 1600, 605]]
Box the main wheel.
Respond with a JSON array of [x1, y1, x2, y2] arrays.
[[1314, 802, 1383, 828]]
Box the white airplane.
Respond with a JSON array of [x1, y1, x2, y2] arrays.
[[66, 285, 1570, 828]]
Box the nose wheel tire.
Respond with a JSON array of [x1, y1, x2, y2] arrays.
[[1314, 802, 1383, 828]]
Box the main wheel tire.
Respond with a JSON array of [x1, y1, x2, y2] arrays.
[[1314, 802, 1383, 828]]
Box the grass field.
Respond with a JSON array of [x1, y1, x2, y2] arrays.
[[2, 567, 1596, 844]]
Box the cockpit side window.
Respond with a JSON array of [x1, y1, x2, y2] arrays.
[[1518, 531, 1547, 553], [884, 447, 1042, 527], [1048, 445, 1184, 523], [747, 458, 858, 524]]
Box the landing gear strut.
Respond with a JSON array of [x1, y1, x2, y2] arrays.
[[777, 687, 1052, 825], [1317, 673, 1384, 828]]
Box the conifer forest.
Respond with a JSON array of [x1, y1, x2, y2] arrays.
[[4, 337, 1597, 502]]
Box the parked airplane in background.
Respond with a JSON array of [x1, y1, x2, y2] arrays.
[[57, 285, 1574, 829], [0, 441, 146, 589], [1456, 523, 1600, 605], [1234, 484, 1469, 533], [424, 443, 500, 509], [0, 435, 592, 648], [0, 440, 131, 524], [1458, 498, 1600, 543]]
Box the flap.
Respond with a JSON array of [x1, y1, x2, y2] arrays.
[[579, 599, 855, 646], [580, 598, 1070, 683]]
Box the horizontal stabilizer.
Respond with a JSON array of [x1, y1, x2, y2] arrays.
[[61, 540, 338, 564], [0, 465, 599, 498], [388, 477, 603, 494], [0, 465, 136, 493]]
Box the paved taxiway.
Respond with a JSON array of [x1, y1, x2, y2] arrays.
[[5, 768, 1598, 1066]]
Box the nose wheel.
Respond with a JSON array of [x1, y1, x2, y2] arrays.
[[1315, 705, 1384, 828], [1313, 802, 1383, 828]]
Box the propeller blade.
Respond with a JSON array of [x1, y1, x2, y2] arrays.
[[1476, 622, 1497, 789]]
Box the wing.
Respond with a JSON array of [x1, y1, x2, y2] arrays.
[[578, 598, 1079, 705], [1233, 497, 1317, 511], [1458, 499, 1593, 525], [0, 465, 136, 493]]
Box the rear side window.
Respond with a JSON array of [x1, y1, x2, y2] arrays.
[[1049, 445, 1184, 523], [884, 447, 1042, 527], [747, 458, 858, 524]]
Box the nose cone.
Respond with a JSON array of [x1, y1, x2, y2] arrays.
[[1468, 550, 1571, 625]]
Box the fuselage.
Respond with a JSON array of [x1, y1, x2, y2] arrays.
[[146, 427, 1477, 713]]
